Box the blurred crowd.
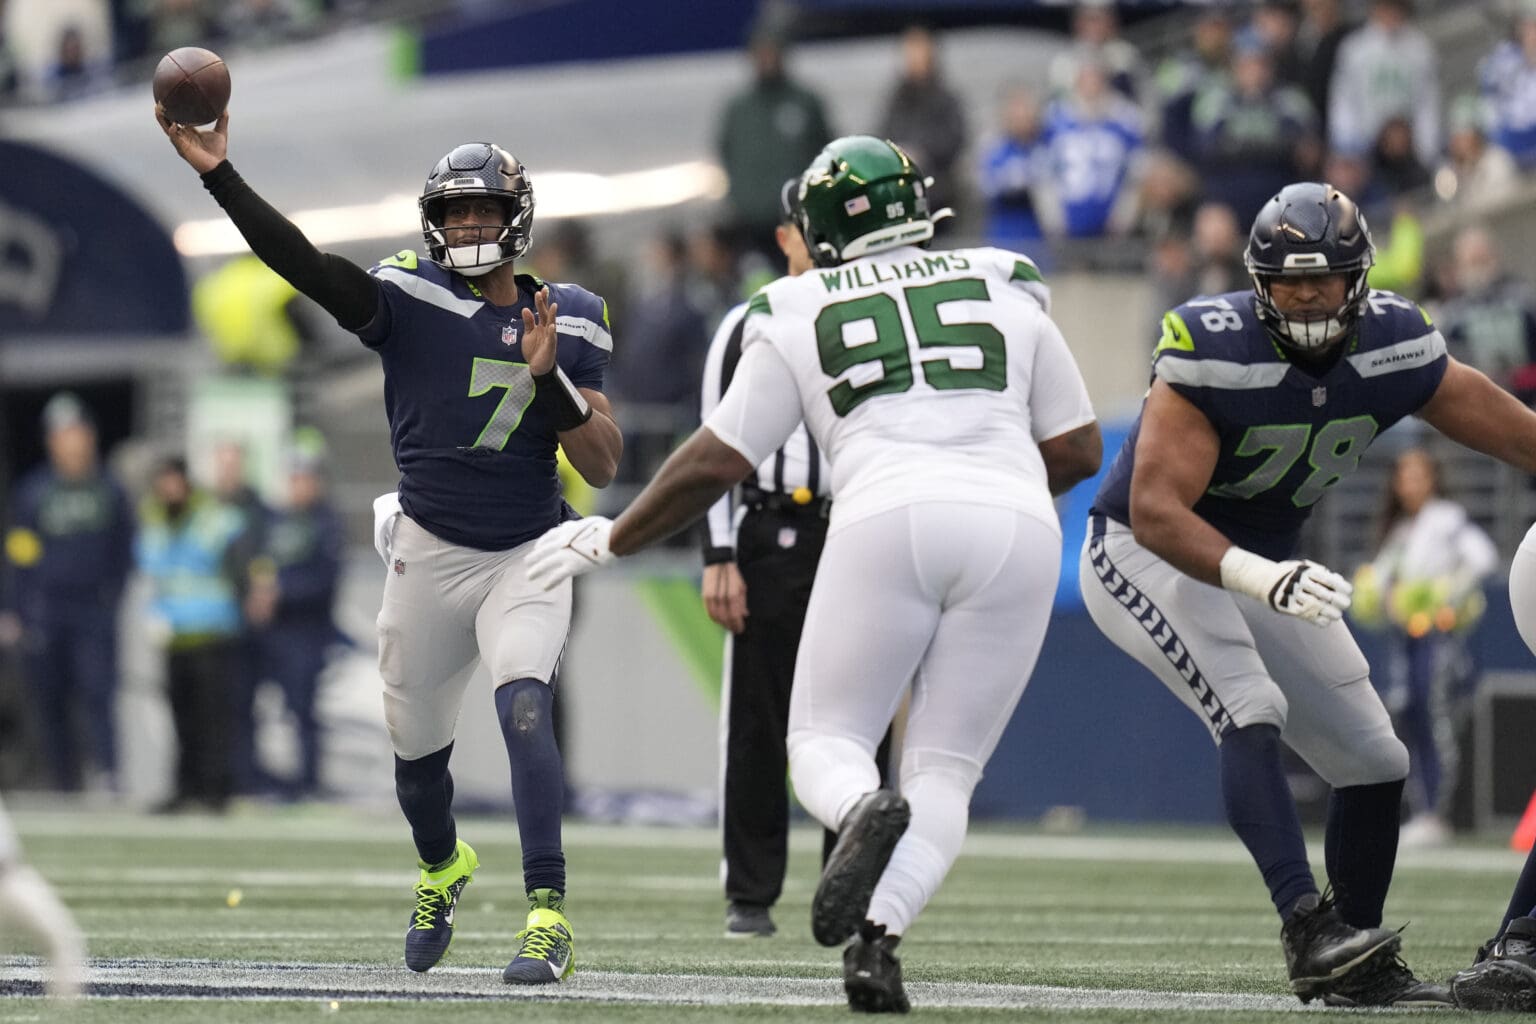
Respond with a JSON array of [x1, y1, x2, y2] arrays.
[[0, 0, 383, 104], [0, 394, 344, 808], [595, 1, 1536, 483]]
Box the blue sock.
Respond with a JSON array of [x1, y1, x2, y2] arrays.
[[394, 743, 457, 868], [1501, 842, 1536, 933], [496, 678, 566, 895], [1221, 724, 1316, 920], [1325, 779, 1403, 929]]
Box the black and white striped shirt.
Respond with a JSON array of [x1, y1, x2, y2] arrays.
[[701, 301, 831, 564]]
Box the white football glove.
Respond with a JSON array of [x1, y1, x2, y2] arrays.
[[1219, 547, 1353, 628], [372, 491, 402, 567], [528, 516, 615, 590]]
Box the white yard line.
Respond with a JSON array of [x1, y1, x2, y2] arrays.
[[0, 957, 1311, 1012]]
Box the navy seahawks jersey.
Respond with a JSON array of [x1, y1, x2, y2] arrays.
[[1093, 289, 1448, 560], [356, 252, 611, 551]]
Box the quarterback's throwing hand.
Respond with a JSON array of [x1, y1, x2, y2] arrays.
[[528, 516, 615, 590]]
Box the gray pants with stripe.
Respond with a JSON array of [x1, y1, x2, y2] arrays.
[[1079, 515, 1407, 788], [377, 516, 571, 760]]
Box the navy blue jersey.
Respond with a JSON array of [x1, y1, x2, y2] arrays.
[[5, 466, 134, 612], [356, 252, 611, 551], [1093, 289, 1448, 559]]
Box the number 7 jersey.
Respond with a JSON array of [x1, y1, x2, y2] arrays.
[[1092, 288, 1448, 560], [730, 245, 1095, 532]]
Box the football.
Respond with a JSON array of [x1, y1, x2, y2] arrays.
[[153, 46, 230, 126]]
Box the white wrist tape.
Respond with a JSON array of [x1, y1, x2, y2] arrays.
[[1219, 547, 1282, 603]]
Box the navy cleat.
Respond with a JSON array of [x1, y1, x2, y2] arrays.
[[843, 922, 910, 1014], [1279, 892, 1401, 1003], [404, 839, 478, 973], [812, 790, 910, 947], [1453, 916, 1536, 1012], [503, 889, 575, 984]]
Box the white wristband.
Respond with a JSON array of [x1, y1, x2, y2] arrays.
[[1218, 546, 1281, 603]]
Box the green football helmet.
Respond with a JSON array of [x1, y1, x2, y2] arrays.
[[794, 135, 940, 268]]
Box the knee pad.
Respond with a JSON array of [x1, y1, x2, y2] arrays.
[[897, 746, 984, 798], [496, 678, 551, 742], [1326, 731, 1409, 788], [787, 729, 882, 831]]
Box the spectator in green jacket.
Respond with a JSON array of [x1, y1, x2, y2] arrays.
[[716, 29, 832, 269]]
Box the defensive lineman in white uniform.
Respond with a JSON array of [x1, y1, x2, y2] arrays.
[[0, 798, 84, 998], [527, 136, 1102, 1013]]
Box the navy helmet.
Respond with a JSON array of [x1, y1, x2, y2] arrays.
[[419, 143, 535, 276], [1244, 182, 1375, 353]]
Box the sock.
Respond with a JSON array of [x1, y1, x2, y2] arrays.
[[529, 887, 565, 914], [394, 743, 457, 867], [1325, 778, 1404, 929], [866, 762, 973, 936], [1501, 842, 1536, 934], [1220, 724, 1316, 920], [496, 678, 566, 895]]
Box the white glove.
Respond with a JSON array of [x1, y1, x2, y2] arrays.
[[1219, 547, 1353, 628], [528, 516, 615, 590], [372, 491, 402, 567]]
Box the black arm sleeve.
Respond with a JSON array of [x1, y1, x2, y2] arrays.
[[200, 160, 379, 331]]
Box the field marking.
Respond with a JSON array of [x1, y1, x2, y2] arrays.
[[0, 957, 1309, 1012], [16, 814, 1524, 875]]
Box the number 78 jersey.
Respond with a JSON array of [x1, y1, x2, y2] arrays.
[[727, 245, 1095, 532], [1091, 287, 1449, 560]]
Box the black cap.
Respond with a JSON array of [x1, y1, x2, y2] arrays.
[[780, 178, 800, 223]]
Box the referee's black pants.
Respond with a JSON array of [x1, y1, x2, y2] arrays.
[[722, 506, 890, 908]]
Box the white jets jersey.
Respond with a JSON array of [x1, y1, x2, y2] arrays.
[[706, 245, 1095, 533]]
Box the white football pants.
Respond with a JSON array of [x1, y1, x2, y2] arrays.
[[377, 515, 572, 759], [787, 501, 1061, 935]]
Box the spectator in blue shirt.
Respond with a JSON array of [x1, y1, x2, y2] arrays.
[[1040, 58, 1144, 238], [1, 393, 132, 793], [978, 84, 1048, 256], [245, 436, 344, 800]]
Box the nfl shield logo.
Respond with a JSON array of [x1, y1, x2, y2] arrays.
[[392, 558, 406, 576], [1311, 385, 1327, 407], [777, 527, 797, 550], [501, 323, 518, 346]]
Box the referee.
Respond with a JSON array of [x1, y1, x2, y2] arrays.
[[701, 181, 888, 939]]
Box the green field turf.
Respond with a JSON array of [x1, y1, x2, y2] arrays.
[[1, 807, 1530, 1022]]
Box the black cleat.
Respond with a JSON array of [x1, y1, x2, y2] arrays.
[[403, 840, 478, 973], [1452, 916, 1536, 1011], [724, 901, 776, 939], [844, 924, 910, 1014], [1321, 954, 1454, 1007], [1280, 892, 1401, 1003], [812, 790, 910, 947], [1453, 959, 1536, 1011]]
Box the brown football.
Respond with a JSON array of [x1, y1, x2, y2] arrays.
[[153, 47, 230, 126]]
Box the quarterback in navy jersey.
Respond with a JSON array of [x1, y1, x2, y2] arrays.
[[158, 107, 620, 986], [1082, 182, 1536, 1007]]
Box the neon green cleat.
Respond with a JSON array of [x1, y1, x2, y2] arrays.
[[404, 839, 478, 973], [502, 889, 575, 984]]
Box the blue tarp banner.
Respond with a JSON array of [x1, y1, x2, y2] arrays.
[[0, 140, 188, 337]]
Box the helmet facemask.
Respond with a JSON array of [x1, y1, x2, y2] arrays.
[[418, 143, 535, 277], [1244, 182, 1375, 355], [1249, 263, 1372, 354], [422, 193, 530, 277]]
